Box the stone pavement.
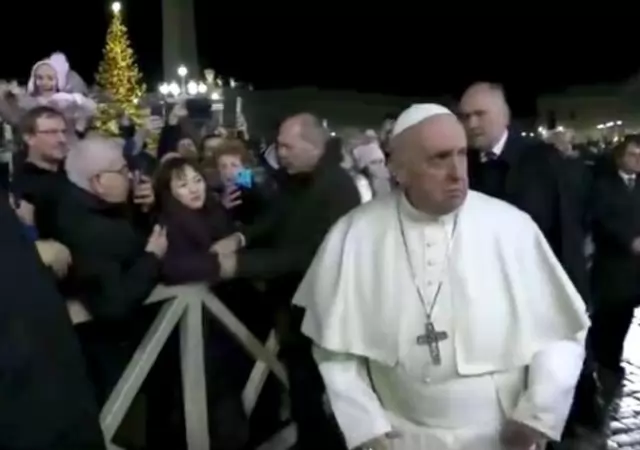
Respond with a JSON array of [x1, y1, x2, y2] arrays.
[[603, 318, 640, 449]]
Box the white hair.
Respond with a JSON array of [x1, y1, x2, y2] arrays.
[[65, 137, 124, 192]]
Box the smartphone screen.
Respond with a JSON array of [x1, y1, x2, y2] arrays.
[[234, 168, 253, 189]]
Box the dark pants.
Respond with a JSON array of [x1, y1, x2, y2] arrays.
[[558, 300, 636, 441], [280, 306, 347, 450], [79, 305, 250, 450], [77, 310, 157, 449], [76, 310, 155, 407], [589, 300, 636, 372], [557, 356, 602, 438], [146, 315, 250, 450]]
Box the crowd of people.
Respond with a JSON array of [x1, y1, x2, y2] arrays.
[[0, 53, 633, 450]]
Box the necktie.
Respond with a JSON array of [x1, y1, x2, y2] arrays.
[[482, 151, 497, 163], [627, 176, 635, 190]]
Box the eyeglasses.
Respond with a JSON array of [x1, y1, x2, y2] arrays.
[[98, 166, 130, 178], [35, 128, 67, 136]]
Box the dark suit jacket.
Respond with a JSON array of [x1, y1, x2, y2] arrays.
[[56, 183, 160, 321], [11, 160, 67, 239], [590, 168, 640, 305], [468, 131, 590, 302], [236, 148, 361, 304], [0, 190, 104, 450]]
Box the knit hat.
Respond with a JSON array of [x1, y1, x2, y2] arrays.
[[27, 52, 70, 94]]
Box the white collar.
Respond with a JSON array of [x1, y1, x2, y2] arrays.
[[490, 130, 508, 157], [619, 170, 636, 180], [398, 192, 458, 239]]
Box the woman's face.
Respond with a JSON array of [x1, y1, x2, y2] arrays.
[[170, 165, 206, 210], [34, 63, 57, 94], [217, 154, 244, 186]]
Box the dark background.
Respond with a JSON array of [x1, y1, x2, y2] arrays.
[[5, 1, 638, 117]]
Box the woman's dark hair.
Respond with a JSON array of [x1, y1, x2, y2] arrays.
[[154, 157, 208, 210]]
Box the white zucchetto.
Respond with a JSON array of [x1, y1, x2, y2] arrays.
[[391, 103, 454, 137]]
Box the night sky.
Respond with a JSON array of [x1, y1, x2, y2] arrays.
[[6, 1, 639, 117]]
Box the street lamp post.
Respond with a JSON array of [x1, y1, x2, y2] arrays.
[[158, 83, 171, 117], [158, 83, 170, 97], [169, 82, 180, 97], [177, 65, 188, 93], [186, 80, 198, 96]]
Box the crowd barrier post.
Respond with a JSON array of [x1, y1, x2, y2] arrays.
[[68, 283, 290, 450]]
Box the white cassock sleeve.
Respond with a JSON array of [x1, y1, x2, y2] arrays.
[[510, 331, 586, 441], [313, 345, 393, 449]]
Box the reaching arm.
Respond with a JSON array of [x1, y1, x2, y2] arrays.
[[157, 123, 181, 161], [73, 252, 160, 321], [313, 345, 392, 449], [237, 177, 360, 279], [510, 331, 586, 441], [238, 202, 283, 245]]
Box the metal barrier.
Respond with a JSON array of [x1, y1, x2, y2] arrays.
[[68, 283, 291, 450]]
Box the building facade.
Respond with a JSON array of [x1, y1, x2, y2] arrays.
[[537, 76, 640, 140], [238, 87, 450, 137]]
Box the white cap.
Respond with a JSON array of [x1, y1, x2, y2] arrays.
[[391, 103, 454, 138]]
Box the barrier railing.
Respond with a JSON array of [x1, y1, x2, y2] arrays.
[[68, 283, 292, 450]]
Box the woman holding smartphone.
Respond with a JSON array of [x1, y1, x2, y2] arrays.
[[211, 139, 275, 226]]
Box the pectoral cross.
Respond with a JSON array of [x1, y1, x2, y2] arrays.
[[416, 321, 448, 365]]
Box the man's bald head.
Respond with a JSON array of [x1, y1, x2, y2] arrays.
[[66, 137, 130, 202], [277, 113, 328, 173], [459, 82, 511, 151], [462, 82, 508, 106], [283, 113, 328, 148], [389, 109, 468, 215]]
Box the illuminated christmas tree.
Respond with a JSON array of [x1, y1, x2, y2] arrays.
[[94, 1, 146, 135]]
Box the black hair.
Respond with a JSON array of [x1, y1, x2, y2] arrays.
[[154, 157, 207, 210], [612, 134, 640, 161]]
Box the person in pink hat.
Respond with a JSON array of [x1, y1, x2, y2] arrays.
[[18, 52, 96, 136]]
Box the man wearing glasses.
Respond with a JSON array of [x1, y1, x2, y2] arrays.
[[9, 106, 68, 239]]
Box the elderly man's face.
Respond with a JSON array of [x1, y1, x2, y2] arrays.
[[391, 115, 468, 215], [93, 155, 131, 204]]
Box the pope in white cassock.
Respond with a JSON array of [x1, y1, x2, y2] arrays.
[[292, 104, 590, 450]]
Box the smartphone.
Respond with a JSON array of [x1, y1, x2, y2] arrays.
[[234, 168, 253, 189], [132, 170, 142, 187]]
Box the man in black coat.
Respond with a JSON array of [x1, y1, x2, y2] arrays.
[[0, 190, 104, 450], [459, 82, 589, 300], [212, 113, 361, 450], [459, 82, 595, 444], [589, 136, 640, 385]]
